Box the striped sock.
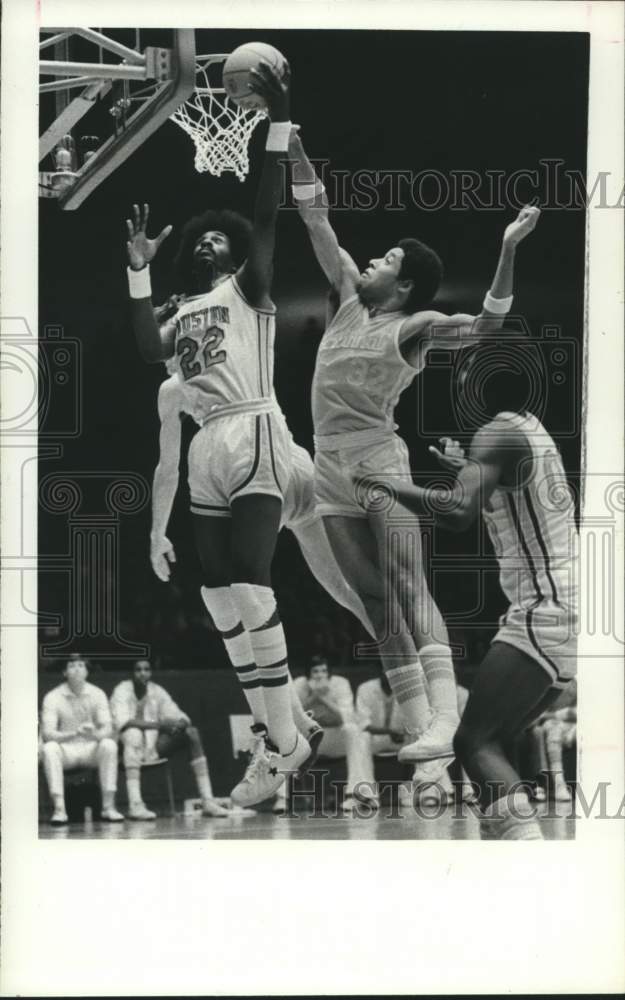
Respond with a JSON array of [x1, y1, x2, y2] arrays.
[[250, 620, 298, 754], [201, 585, 268, 727], [385, 661, 431, 737], [419, 643, 459, 722]]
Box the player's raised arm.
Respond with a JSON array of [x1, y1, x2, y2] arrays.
[[150, 376, 182, 582], [126, 203, 175, 363], [289, 130, 359, 302], [400, 205, 541, 358], [236, 61, 292, 309]]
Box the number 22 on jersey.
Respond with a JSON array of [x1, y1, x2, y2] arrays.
[[177, 325, 226, 381]]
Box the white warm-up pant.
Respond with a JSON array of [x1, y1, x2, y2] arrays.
[[317, 722, 373, 795], [41, 738, 118, 797]]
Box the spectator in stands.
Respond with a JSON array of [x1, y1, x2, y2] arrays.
[[110, 659, 229, 820], [294, 656, 378, 811], [40, 654, 124, 826], [356, 671, 405, 756]]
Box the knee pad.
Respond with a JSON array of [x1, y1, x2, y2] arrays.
[[200, 585, 238, 631], [230, 583, 276, 632]]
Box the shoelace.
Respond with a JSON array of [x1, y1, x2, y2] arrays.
[[242, 738, 269, 784]]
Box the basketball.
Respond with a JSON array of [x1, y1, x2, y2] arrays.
[[222, 42, 287, 111]]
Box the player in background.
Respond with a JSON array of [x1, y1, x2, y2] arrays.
[[125, 61, 310, 806], [356, 345, 578, 839], [288, 129, 541, 777]]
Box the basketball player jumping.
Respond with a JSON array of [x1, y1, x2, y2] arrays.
[[357, 344, 578, 839], [126, 60, 311, 806], [289, 129, 541, 775], [149, 361, 379, 807]]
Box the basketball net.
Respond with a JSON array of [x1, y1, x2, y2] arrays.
[[170, 59, 265, 182]]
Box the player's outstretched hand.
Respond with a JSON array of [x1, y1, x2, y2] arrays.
[[249, 59, 291, 121], [503, 204, 541, 247], [126, 203, 172, 271], [428, 437, 467, 472], [150, 534, 176, 582]]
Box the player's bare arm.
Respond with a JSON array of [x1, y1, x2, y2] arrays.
[[357, 422, 530, 532], [126, 202, 175, 362], [289, 129, 359, 302], [236, 61, 292, 309], [399, 205, 541, 366], [150, 378, 183, 582]]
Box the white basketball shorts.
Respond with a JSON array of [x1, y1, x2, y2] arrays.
[[189, 409, 292, 516], [494, 598, 578, 689], [314, 434, 413, 519]]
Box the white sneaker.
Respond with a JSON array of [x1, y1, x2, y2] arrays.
[[201, 798, 231, 818], [101, 807, 125, 822], [412, 756, 452, 786], [415, 767, 454, 806], [231, 731, 311, 808], [279, 731, 311, 777], [128, 803, 157, 820], [397, 717, 456, 762], [50, 807, 68, 825], [231, 746, 284, 807]]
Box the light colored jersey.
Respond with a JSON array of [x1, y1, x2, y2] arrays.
[[481, 411, 578, 610], [109, 680, 190, 734], [312, 295, 418, 445], [40, 682, 112, 743], [172, 275, 275, 423]]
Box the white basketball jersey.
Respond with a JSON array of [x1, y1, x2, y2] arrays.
[[481, 411, 578, 610], [312, 295, 418, 439], [172, 275, 275, 422]]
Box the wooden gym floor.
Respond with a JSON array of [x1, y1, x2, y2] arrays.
[[39, 801, 576, 840]]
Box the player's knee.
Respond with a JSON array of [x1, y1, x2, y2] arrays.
[[230, 582, 276, 631], [98, 737, 117, 758]]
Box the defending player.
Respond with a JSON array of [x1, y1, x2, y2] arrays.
[[125, 61, 310, 806], [288, 129, 541, 771], [357, 345, 578, 839]]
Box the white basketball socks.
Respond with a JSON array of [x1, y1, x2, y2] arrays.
[[190, 755, 213, 801], [201, 585, 268, 728], [419, 643, 460, 727], [385, 661, 431, 738], [231, 583, 298, 755]]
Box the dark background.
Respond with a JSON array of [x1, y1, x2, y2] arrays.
[[38, 28, 589, 679]]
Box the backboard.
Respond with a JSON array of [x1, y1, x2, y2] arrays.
[[39, 28, 196, 210]]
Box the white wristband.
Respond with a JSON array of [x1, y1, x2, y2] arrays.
[[292, 180, 326, 203], [266, 121, 292, 152], [483, 290, 513, 314], [127, 265, 151, 299]]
